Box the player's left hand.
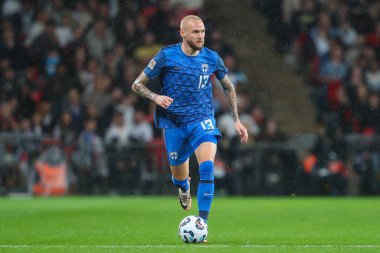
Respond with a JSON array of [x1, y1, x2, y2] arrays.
[[234, 120, 249, 143]]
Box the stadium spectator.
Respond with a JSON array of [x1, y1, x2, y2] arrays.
[[71, 1, 93, 30], [55, 12, 75, 48], [104, 43, 125, 79], [206, 26, 235, 57], [53, 110, 76, 150], [24, 10, 49, 47], [0, 98, 18, 132], [250, 104, 266, 131], [258, 118, 287, 142], [148, 0, 174, 44], [134, 31, 163, 64], [30, 111, 44, 136], [44, 49, 60, 77], [84, 102, 101, 127], [37, 100, 55, 134], [85, 19, 115, 60], [0, 67, 18, 99], [98, 86, 125, 137], [83, 73, 112, 114], [45, 62, 82, 102], [320, 44, 348, 83], [15, 83, 35, 119], [337, 21, 359, 49], [0, 25, 26, 70], [62, 88, 85, 134], [129, 109, 153, 144], [309, 12, 337, 61], [222, 54, 248, 88], [73, 118, 108, 194], [115, 18, 139, 56], [365, 60, 380, 93], [105, 110, 131, 148], [30, 18, 60, 65]]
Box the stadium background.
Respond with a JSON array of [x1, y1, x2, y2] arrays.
[[0, 0, 379, 197]]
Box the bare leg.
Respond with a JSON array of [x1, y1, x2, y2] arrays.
[[194, 142, 217, 163], [170, 158, 189, 180]]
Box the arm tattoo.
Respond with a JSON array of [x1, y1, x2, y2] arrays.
[[220, 75, 239, 121], [132, 72, 157, 101]]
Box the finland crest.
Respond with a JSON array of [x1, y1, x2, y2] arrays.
[[201, 64, 208, 73], [170, 152, 178, 161]]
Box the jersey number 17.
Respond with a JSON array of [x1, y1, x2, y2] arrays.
[[198, 75, 209, 89]]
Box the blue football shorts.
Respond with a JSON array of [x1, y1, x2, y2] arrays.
[[164, 118, 221, 166]]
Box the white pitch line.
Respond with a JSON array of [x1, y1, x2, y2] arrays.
[[1, 244, 380, 249], [0, 245, 227, 248], [242, 244, 380, 248]]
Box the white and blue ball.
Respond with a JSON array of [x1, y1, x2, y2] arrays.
[[178, 215, 208, 243]]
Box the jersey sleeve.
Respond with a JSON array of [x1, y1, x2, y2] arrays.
[[215, 54, 228, 80], [143, 49, 166, 79]]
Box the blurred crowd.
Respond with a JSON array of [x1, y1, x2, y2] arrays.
[[254, 0, 380, 195], [0, 0, 288, 195], [255, 0, 380, 133]]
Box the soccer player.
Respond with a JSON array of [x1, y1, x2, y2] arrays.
[[132, 15, 248, 224]]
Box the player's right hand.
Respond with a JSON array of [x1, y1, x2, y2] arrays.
[[154, 95, 173, 109]]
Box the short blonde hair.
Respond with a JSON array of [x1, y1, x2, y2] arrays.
[[180, 15, 203, 30]]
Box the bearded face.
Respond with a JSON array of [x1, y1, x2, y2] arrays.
[[181, 19, 205, 51], [187, 35, 204, 50]]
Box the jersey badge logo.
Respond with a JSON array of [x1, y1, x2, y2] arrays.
[[148, 59, 156, 70], [201, 64, 208, 73], [169, 152, 178, 161]]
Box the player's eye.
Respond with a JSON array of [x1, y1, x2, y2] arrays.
[[193, 30, 205, 34]]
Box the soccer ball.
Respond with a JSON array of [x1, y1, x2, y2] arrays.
[[178, 215, 208, 243]]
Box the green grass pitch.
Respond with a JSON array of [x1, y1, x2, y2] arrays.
[[0, 196, 379, 253]]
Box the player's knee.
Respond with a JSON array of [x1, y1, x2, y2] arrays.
[[199, 160, 214, 181]]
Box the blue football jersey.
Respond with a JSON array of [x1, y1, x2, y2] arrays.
[[144, 43, 228, 128]]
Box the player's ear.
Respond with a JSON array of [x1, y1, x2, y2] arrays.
[[180, 28, 185, 38]]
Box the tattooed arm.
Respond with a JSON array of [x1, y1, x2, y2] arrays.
[[132, 72, 173, 109], [220, 75, 239, 121], [220, 75, 249, 143]]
